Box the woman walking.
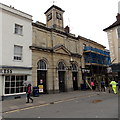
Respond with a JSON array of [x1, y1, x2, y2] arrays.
[[26, 84, 33, 103]]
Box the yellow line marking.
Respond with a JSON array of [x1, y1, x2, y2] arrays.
[[4, 93, 97, 114], [5, 103, 49, 114]]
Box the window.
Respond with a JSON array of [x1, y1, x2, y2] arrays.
[[56, 12, 62, 20], [117, 26, 120, 38], [58, 62, 65, 70], [14, 45, 23, 61], [71, 64, 77, 71], [5, 75, 27, 94], [37, 60, 47, 70], [14, 24, 23, 35], [47, 13, 52, 21]]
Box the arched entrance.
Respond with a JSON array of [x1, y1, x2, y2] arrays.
[[72, 64, 78, 90], [37, 60, 47, 93], [58, 62, 66, 92]]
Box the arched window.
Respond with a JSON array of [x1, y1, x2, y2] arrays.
[[71, 64, 77, 71], [37, 60, 47, 70], [58, 62, 65, 70]]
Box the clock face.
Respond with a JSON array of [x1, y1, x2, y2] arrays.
[[56, 12, 62, 20], [47, 13, 52, 21]]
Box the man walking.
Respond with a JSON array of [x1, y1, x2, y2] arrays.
[[110, 79, 117, 94], [26, 84, 33, 103]]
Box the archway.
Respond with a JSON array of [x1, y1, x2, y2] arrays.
[[72, 64, 78, 90], [37, 60, 47, 93], [58, 62, 66, 92]]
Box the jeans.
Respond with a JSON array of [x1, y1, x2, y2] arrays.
[[26, 93, 33, 103]]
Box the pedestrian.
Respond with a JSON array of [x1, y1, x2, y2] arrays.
[[101, 80, 106, 92], [110, 79, 117, 94], [26, 84, 33, 103], [90, 79, 96, 91]]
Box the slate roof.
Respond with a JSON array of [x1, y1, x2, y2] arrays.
[[44, 5, 65, 14], [103, 13, 120, 31]]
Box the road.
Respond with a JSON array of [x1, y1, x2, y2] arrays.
[[3, 92, 118, 118]]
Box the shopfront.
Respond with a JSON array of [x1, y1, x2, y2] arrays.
[[0, 67, 32, 97]]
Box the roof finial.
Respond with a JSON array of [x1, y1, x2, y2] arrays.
[[53, 1, 55, 4], [52, 0, 57, 5]]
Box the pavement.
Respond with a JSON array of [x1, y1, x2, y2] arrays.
[[2, 90, 104, 113]]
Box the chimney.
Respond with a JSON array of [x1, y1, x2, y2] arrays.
[[64, 26, 70, 33], [116, 13, 120, 21]]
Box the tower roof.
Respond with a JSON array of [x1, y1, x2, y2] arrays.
[[44, 5, 65, 14]]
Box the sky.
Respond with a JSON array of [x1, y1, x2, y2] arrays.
[[1, 0, 120, 49]]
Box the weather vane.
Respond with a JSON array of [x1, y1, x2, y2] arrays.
[[52, 0, 56, 5]]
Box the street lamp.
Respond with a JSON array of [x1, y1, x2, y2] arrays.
[[80, 67, 91, 90], [69, 57, 74, 64]]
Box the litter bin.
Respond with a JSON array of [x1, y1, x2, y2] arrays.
[[33, 86, 39, 97], [80, 84, 86, 90]]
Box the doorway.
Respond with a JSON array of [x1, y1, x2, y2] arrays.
[[72, 72, 78, 90], [58, 71, 65, 92], [37, 70, 47, 93], [37, 60, 47, 94], [58, 61, 66, 92]]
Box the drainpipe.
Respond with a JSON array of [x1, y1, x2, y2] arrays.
[[51, 30, 55, 93]]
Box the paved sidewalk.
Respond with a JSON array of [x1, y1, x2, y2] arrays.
[[2, 90, 101, 113]]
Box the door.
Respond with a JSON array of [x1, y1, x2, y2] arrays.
[[72, 72, 78, 90], [37, 70, 47, 93], [59, 71, 65, 92]]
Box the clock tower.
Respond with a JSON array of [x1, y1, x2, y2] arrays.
[[44, 5, 65, 31]]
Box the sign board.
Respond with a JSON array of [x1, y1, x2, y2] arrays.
[[38, 85, 43, 93], [81, 68, 90, 73], [0, 69, 12, 74]]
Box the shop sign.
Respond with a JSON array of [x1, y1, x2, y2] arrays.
[[38, 85, 43, 93], [81, 68, 90, 73], [0, 69, 12, 74]]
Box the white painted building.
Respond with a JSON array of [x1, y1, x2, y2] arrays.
[[0, 3, 32, 98]]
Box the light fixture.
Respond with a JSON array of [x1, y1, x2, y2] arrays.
[[70, 57, 74, 64]]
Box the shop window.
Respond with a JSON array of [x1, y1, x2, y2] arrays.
[[14, 45, 23, 61], [5, 75, 27, 95]]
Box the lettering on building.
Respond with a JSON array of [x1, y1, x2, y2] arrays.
[[0, 69, 12, 74]]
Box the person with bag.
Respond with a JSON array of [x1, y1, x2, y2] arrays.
[[90, 80, 96, 91], [26, 84, 33, 103]]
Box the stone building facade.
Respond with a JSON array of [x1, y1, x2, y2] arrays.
[[104, 13, 120, 78], [31, 5, 110, 93], [0, 3, 32, 98]]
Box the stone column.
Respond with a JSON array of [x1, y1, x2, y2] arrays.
[[66, 70, 73, 91]]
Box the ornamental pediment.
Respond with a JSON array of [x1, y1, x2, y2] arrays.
[[53, 45, 71, 55]]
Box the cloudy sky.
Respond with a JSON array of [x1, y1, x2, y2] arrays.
[[1, 0, 120, 49]]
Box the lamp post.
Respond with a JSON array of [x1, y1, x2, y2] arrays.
[[80, 67, 90, 90]]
